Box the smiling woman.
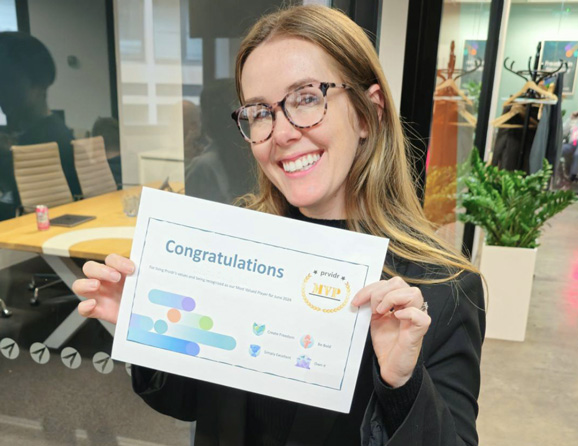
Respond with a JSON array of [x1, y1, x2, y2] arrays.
[[73, 5, 485, 446]]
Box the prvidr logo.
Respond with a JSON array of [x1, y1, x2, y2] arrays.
[[301, 270, 351, 313]]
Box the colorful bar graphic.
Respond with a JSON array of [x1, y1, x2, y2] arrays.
[[178, 312, 214, 331], [149, 289, 196, 311], [130, 314, 154, 332], [128, 328, 200, 356], [171, 325, 236, 351]]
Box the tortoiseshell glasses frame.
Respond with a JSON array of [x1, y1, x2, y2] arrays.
[[231, 82, 351, 144]]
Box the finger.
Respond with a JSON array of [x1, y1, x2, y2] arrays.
[[71, 278, 101, 297], [351, 281, 384, 307], [83, 260, 122, 283], [352, 276, 409, 307], [105, 254, 135, 275], [78, 299, 97, 318], [393, 307, 431, 332], [375, 287, 423, 315]]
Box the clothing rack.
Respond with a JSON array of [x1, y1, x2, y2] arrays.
[[502, 43, 567, 171]]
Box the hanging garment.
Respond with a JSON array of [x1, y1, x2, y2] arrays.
[[546, 72, 564, 172], [457, 109, 476, 166], [423, 93, 459, 226], [427, 94, 459, 169], [491, 105, 538, 172], [528, 105, 551, 174]]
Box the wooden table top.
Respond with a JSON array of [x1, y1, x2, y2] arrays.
[[0, 183, 182, 261]]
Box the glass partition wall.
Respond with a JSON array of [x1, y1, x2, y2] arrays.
[[488, 1, 578, 192], [422, 0, 492, 250], [1, 1, 379, 445]]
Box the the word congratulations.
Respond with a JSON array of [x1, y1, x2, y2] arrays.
[[165, 240, 285, 279]]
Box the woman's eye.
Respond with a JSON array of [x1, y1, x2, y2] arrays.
[[251, 108, 269, 121], [295, 94, 319, 107]]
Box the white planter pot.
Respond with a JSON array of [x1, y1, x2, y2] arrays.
[[479, 244, 538, 342]]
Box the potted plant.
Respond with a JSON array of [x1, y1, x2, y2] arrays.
[[459, 150, 577, 341]]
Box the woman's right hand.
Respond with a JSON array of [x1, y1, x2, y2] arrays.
[[71, 254, 135, 325]]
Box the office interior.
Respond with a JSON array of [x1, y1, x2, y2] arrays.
[[0, 0, 577, 445]]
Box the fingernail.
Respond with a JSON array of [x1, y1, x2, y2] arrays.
[[110, 271, 121, 282]]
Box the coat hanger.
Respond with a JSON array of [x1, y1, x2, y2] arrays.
[[503, 80, 558, 107], [502, 43, 567, 107], [458, 108, 477, 127], [435, 41, 481, 106], [490, 104, 538, 128]]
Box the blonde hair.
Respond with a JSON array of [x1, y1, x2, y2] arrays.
[[235, 5, 478, 284]]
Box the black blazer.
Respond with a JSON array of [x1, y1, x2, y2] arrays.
[[132, 260, 485, 445]]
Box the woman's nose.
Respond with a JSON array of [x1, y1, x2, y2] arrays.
[[271, 108, 302, 147]]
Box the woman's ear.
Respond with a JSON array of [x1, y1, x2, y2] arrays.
[[360, 83, 385, 139], [367, 84, 385, 119]]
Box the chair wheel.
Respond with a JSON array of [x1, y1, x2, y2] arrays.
[[1, 308, 12, 318]]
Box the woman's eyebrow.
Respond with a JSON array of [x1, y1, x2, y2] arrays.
[[243, 77, 320, 104]]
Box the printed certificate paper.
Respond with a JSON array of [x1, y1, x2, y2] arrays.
[[113, 188, 389, 413]]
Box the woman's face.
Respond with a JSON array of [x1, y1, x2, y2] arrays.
[[241, 37, 367, 219]]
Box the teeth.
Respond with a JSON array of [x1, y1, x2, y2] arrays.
[[282, 153, 321, 173]]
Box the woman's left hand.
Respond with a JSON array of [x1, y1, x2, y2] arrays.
[[351, 277, 431, 388]]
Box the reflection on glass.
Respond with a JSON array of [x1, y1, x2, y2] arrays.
[[0, 32, 80, 218], [118, 0, 145, 60], [0, 0, 17, 32], [185, 79, 255, 203], [490, 1, 578, 191], [423, 1, 490, 249]]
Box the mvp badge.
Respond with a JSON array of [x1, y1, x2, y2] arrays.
[[301, 270, 351, 313]]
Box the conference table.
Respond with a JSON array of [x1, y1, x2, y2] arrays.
[[0, 182, 181, 349]]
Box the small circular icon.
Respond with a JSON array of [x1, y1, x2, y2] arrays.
[[30, 342, 50, 365], [125, 362, 132, 377], [61, 347, 82, 369], [300, 334, 314, 349], [0, 338, 20, 360], [92, 352, 114, 374]]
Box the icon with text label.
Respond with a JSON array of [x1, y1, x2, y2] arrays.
[[253, 323, 266, 336], [295, 355, 311, 370], [300, 334, 314, 349], [249, 344, 262, 357]]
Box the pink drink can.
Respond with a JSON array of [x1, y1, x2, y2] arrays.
[[36, 205, 50, 231]]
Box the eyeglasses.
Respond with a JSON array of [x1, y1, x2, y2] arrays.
[[231, 82, 350, 144]]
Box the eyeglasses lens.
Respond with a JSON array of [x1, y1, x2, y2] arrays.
[[238, 86, 325, 143]]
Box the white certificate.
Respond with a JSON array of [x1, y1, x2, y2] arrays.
[[112, 187, 389, 413]]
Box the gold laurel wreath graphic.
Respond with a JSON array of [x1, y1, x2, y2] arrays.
[[301, 273, 351, 313]]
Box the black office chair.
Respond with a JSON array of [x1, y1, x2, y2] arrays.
[[28, 273, 64, 306]]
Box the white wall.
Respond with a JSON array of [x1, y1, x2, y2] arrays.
[[378, 0, 409, 111], [28, 0, 112, 135]]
